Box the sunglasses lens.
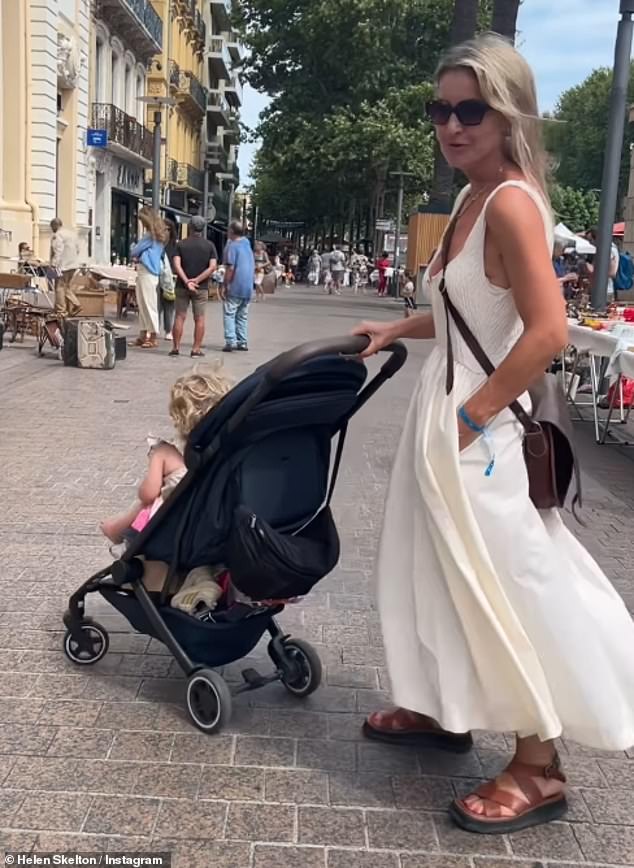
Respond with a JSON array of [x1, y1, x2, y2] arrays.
[[426, 101, 452, 125], [456, 100, 489, 126]]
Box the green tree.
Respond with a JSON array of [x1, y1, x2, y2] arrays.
[[550, 184, 600, 233], [546, 64, 634, 213]]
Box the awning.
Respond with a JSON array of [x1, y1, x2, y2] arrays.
[[614, 222, 625, 237]]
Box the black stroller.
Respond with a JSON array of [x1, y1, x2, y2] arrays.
[[63, 335, 407, 732]]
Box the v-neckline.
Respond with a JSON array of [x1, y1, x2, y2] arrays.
[[428, 188, 486, 280]]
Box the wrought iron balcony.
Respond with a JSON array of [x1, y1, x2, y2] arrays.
[[206, 139, 228, 171], [222, 117, 240, 145], [194, 10, 206, 50], [210, 0, 231, 30], [91, 103, 153, 166], [225, 74, 242, 108], [176, 162, 205, 192], [207, 89, 230, 127], [169, 61, 207, 117], [207, 36, 231, 80], [95, 0, 163, 61]]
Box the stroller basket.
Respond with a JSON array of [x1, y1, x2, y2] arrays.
[[63, 334, 407, 733]]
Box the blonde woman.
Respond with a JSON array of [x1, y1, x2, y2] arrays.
[[130, 207, 168, 348], [254, 240, 270, 301], [353, 34, 634, 834]]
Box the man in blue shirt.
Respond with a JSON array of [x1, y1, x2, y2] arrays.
[[222, 221, 255, 352]]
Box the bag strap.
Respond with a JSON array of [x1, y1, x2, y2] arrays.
[[439, 207, 535, 435], [326, 422, 348, 507]]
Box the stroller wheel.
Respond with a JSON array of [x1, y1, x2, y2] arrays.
[[186, 669, 232, 734], [63, 621, 109, 665], [279, 639, 322, 698]]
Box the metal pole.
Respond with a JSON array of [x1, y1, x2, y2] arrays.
[[393, 173, 405, 297], [591, 0, 634, 309], [152, 109, 161, 211], [228, 183, 235, 225], [203, 162, 209, 222]]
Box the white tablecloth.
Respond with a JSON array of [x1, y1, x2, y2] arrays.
[[567, 320, 634, 380]]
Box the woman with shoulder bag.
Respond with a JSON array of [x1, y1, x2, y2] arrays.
[[159, 219, 178, 339], [130, 207, 168, 348], [352, 33, 634, 835]]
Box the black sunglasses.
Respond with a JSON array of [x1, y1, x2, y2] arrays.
[[426, 99, 491, 127]]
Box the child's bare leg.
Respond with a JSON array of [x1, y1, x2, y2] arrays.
[[100, 503, 142, 543]]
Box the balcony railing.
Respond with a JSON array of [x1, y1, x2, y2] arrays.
[[208, 36, 231, 80], [225, 74, 242, 108], [92, 103, 153, 164], [206, 140, 228, 171], [169, 61, 207, 115], [96, 0, 163, 56], [176, 163, 204, 192], [195, 10, 206, 48], [227, 36, 246, 64], [207, 90, 230, 117]]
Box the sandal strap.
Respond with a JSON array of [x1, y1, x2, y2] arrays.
[[470, 752, 566, 819]]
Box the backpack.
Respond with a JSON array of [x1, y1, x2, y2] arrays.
[[615, 252, 634, 291], [159, 253, 175, 300]]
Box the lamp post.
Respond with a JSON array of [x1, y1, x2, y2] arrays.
[[390, 170, 414, 297], [137, 96, 176, 211], [591, 0, 634, 309]]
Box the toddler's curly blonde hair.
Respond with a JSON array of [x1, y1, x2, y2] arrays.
[[169, 361, 233, 438]]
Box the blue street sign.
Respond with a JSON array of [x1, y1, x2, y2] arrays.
[[87, 129, 108, 148]]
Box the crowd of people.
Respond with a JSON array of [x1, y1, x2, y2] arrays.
[[551, 227, 634, 304]]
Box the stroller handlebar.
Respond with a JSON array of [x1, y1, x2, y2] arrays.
[[265, 335, 408, 384]]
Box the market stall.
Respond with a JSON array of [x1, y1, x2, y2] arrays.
[[89, 264, 137, 319], [565, 318, 634, 445]]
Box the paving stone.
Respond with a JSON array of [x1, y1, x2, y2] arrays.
[[29, 673, 89, 699], [170, 732, 233, 764], [226, 802, 295, 843], [0, 831, 38, 852], [598, 758, 634, 788], [265, 768, 329, 805], [358, 742, 421, 774], [132, 762, 202, 798], [392, 774, 455, 810], [268, 709, 329, 739], [95, 701, 159, 730], [84, 794, 160, 835], [153, 798, 227, 839], [46, 727, 113, 758], [326, 713, 366, 742], [574, 821, 634, 864], [199, 765, 265, 801], [327, 664, 378, 689], [473, 861, 545, 868], [235, 735, 295, 767], [151, 839, 250, 868], [39, 700, 103, 727], [327, 851, 399, 868], [109, 730, 174, 762], [433, 812, 509, 855], [0, 789, 24, 825], [418, 747, 483, 779], [297, 738, 356, 772], [0, 698, 45, 724], [401, 857, 472, 868], [366, 808, 437, 851], [582, 786, 634, 825], [254, 845, 325, 868], [298, 805, 365, 847], [0, 724, 56, 755], [13, 791, 89, 832], [328, 772, 394, 808], [509, 822, 583, 860]]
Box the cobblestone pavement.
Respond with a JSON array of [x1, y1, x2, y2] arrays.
[[0, 287, 633, 868]]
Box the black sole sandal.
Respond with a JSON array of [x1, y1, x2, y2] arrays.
[[362, 720, 473, 753], [448, 752, 568, 834]]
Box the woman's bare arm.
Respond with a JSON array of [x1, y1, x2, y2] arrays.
[[462, 188, 567, 428]]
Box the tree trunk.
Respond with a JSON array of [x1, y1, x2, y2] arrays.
[[491, 0, 521, 43], [427, 0, 479, 212]]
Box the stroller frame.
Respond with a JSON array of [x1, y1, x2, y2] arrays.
[[63, 335, 407, 732]]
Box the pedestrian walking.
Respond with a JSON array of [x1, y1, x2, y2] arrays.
[[329, 244, 346, 294], [49, 218, 81, 317], [130, 207, 167, 348], [160, 219, 178, 340], [353, 33, 634, 836], [376, 251, 390, 296], [254, 241, 270, 301], [222, 221, 255, 352], [308, 249, 322, 285], [170, 215, 217, 358]]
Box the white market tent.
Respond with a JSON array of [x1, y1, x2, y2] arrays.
[[554, 222, 596, 255]]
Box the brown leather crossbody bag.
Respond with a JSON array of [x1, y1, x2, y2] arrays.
[[438, 207, 582, 516]]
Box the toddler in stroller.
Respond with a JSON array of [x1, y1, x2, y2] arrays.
[[63, 335, 407, 733]]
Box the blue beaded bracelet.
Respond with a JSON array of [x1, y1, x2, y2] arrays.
[[458, 406, 495, 477]]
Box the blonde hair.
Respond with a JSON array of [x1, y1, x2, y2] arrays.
[[436, 33, 548, 198], [139, 206, 169, 244], [169, 361, 233, 437]]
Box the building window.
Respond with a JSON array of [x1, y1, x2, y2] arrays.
[[95, 39, 104, 102], [124, 65, 132, 115]]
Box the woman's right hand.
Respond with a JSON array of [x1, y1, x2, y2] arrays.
[[351, 320, 401, 358]]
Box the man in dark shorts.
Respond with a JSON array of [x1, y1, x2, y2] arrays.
[[170, 215, 218, 357]]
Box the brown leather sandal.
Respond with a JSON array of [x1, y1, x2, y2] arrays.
[[449, 752, 568, 834], [363, 707, 473, 753]]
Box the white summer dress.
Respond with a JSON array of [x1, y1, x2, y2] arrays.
[[377, 180, 634, 749]]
